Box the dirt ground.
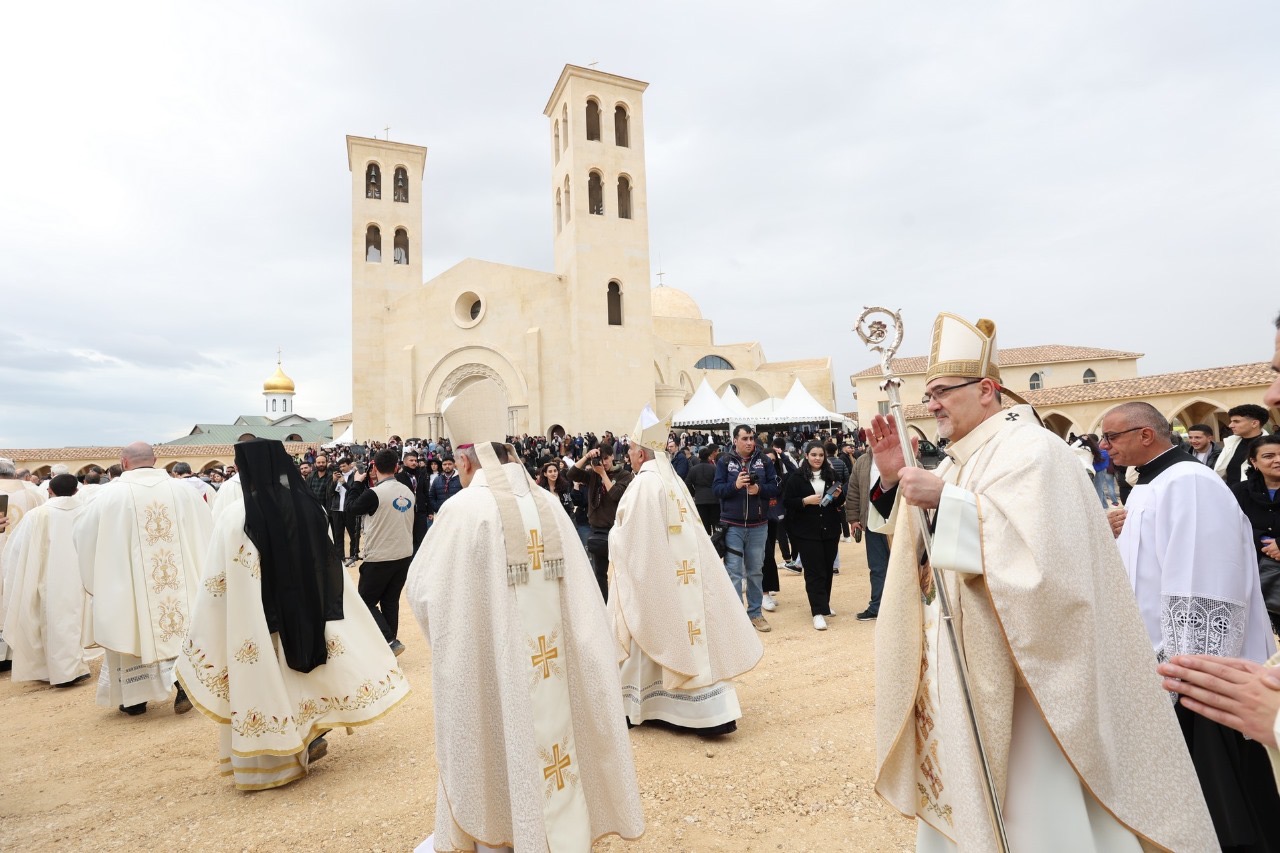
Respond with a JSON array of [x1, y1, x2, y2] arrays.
[[1, 541, 914, 852]]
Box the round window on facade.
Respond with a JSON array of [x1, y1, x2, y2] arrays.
[[454, 291, 485, 328]]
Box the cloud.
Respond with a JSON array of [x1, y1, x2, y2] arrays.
[[1, 1, 1277, 445]]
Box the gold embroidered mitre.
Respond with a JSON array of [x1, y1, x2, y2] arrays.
[[632, 405, 673, 455], [925, 313, 1002, 384]]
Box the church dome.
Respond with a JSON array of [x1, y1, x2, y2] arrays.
[[263, 363, 295, 394], [650, 286, 703, 320]]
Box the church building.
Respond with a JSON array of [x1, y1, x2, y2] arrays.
[[346, 64, 834, 442]]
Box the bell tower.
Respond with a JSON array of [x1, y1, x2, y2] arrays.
[[346, 136, 427, 441], [544, 65, 655, 429]]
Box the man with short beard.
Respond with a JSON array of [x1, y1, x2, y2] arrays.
[[865, 314, 1215, 851], [305, 454, 336, 517], [1186, 423, 1221, 467]]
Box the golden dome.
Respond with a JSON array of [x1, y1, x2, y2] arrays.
[[263, 363, 295, 394], [650, 286, 703, 320]]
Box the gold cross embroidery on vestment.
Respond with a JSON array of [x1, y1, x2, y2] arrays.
[[543, 743, 572, 791], [676, 499, 690, 522], [527, 529, 544, 572], [687, 619, 703, 645], [676, 560, 697, 585], [530, 635, 559, 679]]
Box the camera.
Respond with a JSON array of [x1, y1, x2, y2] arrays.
[[748, 472, 759, 485]]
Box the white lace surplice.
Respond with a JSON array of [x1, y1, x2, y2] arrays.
[[1117, 460, 1275, 664]]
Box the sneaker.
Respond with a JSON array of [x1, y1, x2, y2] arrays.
[[750, 616, 772, 633], [826, 608, 837, 617], [761, 593, 777, 612], [389, 639, 406, 657], [782, 562, 803, 575], [856, 609, 877, 621], [813, 615, 828, 631]]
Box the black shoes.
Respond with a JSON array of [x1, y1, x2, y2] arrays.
[[120, 702, 148, 716], [174, 685, 193, 715], [307, 736, 328, 763], [856, 609, 877, 621], [53, 673, 92, 688], [389, 639, 406, 657]]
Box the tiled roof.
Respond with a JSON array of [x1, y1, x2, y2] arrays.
[[0, 443, 314, 463], [329, 412, 353, 422], [896, 362, 1274, 420], [853, 345, 1144, 379]]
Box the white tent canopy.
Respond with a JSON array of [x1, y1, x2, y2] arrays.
[[746, 396, 784, 419], [323, 424, 354, 448], [719, 386, 753, 417], [671, 378, 735, 426], [751, 380, 855, 429]]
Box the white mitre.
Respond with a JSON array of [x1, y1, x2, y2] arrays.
[[632, 405, 671, 456], [926, 313, 1001, 384]]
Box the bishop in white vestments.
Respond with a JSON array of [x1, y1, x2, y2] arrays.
[[866, 314, 1217, 852], [609, 410, 763, 734], [1104, 401, 1280, 850], [176, 439, 409, 790], [407, 441, 644, 853], [2, 474, 92, 686], [74, 442, 213, 715], [0, 458, 47, 669]]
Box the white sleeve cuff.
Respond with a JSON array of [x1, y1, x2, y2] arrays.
[[867, 459, 896, 533], [932, 483, 983, 575]]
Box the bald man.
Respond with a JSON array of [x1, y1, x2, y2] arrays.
[[75, 442, 213, 716], [1103, 401, 1280, 846]]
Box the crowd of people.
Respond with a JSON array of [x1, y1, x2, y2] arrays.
[[1, 310, 1279, 851]]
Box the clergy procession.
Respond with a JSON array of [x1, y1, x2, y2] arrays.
[[1, 312, 1279, 852]]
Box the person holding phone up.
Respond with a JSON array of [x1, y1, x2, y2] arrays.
[[781, 441, 845, 631]]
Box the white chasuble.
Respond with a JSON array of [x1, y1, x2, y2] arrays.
[[609, 459, 761, 693], [0, 479, 47, 662], [176, 500, 409, 790], [2, 496, 92, 685], [74, 467, 212, 666], [410, 463, 643, 853], [871, 406, 1217, 853], [510, 488, 592, 852]]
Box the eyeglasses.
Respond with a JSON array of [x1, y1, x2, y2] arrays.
[[921, 378, 983, 405], [1098, 426, 1143, 445]]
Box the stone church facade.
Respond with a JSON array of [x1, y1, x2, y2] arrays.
[[347, 65, 834, 442]]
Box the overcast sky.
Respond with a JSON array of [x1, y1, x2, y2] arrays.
[[2, 2, 1277, 448]]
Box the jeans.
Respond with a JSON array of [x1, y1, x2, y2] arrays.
[[1093, 471, 1118, 508], [724, 524, 767, 619], [865, 530, 890, 615]]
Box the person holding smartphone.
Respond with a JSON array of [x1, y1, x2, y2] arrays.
[[781, 441, 845, 630], [567, 443, 633, 601]]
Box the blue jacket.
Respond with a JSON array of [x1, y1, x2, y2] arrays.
[[670, 450, 690, 479], [427, 473, 461, 514], [713, 449, 780, 527]]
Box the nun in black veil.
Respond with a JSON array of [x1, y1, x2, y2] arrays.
[[176, 439, 411, 791]]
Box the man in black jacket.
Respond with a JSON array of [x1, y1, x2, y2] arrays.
[[1186, 424, 1222, 469], [395, 451, 431, 553]]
